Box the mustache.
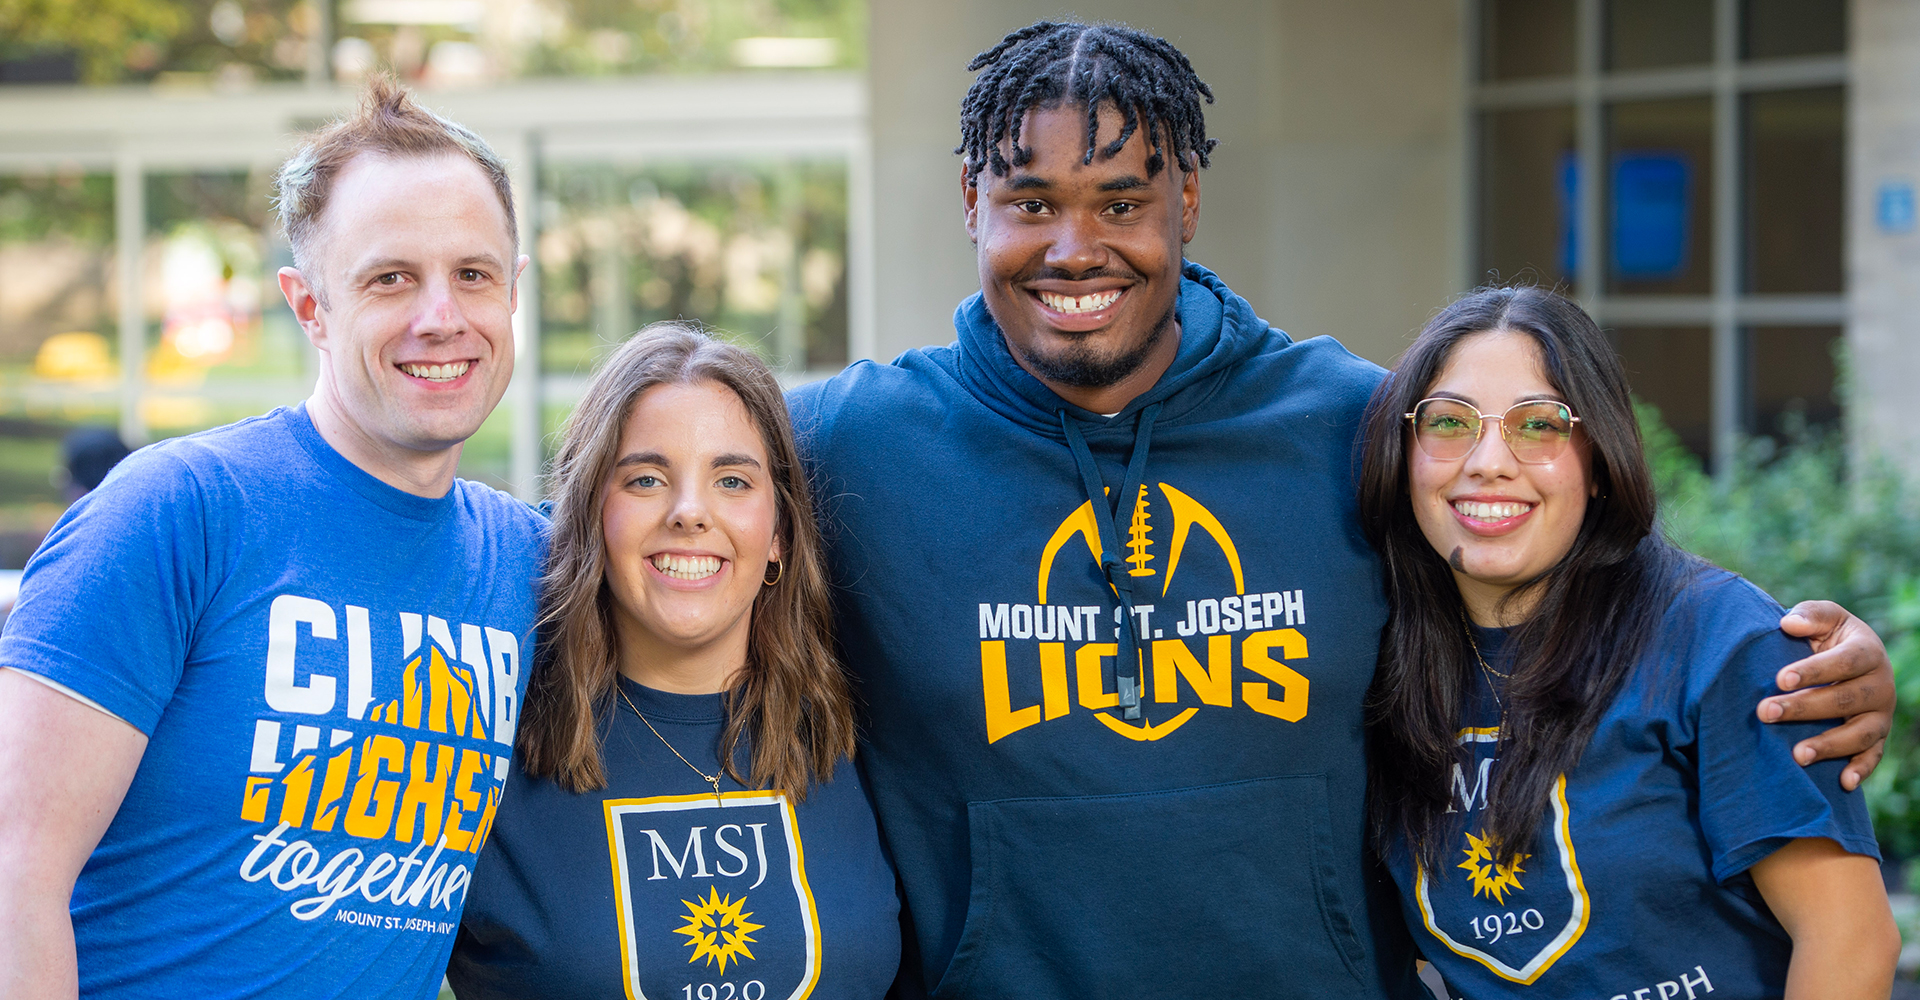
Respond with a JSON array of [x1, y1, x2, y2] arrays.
[[1012, 265, 1141, 284]]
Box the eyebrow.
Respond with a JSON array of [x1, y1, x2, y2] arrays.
[[1427, 389, 1571, 407], [614, 450, 669, 469], [350, 253, 508, 279], [1097, 176, 1150, 192], [612, 451, 763, 470], [452, 253, 508, 273], [1006, 175, 1052, 191], [352, 257, 414, 278]]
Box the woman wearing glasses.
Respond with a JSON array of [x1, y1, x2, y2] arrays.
[[1356, 287, 1896, 999]]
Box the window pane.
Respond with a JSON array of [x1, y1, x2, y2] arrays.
[[1746, 325, 1841, 438], [0, 169, 119, 560], [143, 170, 306, 438], [1743, 0, 1846, 60], [1606, 0, 1713, 70], [1479, 106, 1578, 285], [1482, 0, 1577, 80], [1611, 325, 1712, 465], [1606, 98, 1714, 294], [1744, 87, 1844, 294], [539, 160, 849, 377]]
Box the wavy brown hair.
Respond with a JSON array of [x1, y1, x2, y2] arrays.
[[516, 322, 854, 798]]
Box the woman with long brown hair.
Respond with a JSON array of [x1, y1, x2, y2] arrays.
[[448, 323, 899, 999]]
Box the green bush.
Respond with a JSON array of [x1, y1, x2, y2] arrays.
[[1640, 403, 1920, 855]]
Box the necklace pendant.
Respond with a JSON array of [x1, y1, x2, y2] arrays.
[[710, 777, 722, 807]]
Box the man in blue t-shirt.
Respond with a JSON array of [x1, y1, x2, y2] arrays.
[[786, 20, 1899, 1000], [0, 79, 545, 999]]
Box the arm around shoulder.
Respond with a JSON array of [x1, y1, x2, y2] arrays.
[[0, 668, 148, 1000], [1748, 836, 1899, 1000]]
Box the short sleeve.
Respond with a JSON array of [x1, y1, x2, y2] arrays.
[[0, 449, 212, 735], [1695, 627, 1881, 882]]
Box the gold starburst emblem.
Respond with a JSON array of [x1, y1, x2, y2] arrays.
[[1458, 829, 1529, 904], [673, 887, 765, 971]]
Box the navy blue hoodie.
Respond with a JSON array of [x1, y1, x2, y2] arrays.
[[788, 263, 1425, 1000]]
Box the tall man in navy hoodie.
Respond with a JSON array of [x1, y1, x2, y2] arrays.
[[788, 20, 1896, 999]]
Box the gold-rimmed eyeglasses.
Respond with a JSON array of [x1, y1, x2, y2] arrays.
[[1403, 397, 1581, 464]]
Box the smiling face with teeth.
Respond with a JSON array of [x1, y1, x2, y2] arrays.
[[278, 152, 526, 495], [964, 102, 1200, 414], [1409, 330, 1595, 625], [599, 379, 781, 692]]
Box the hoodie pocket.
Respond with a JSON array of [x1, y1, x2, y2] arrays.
[[930, 774, 1370, 1000]]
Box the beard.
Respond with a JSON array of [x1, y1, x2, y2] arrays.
[[1009, 300, 1176, 389]]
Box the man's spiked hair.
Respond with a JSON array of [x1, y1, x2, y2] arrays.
[[956, 21, 1217, 186]]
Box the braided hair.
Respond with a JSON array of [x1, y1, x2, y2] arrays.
[[957, 21, 1217, 187]]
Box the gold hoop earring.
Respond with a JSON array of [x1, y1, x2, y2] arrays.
[[763, 560, 783, 587]]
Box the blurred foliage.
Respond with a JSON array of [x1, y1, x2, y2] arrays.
[[1642, 401, 1920, 856], [145, 0, 319, 82], [0, 173, 114, 244], [514, 0, 865, 76], [0, 0, 864, 86], [539, 160, 848, 374], [0, 0, 186, 83], [1876, 582, 1920, 863], [1649, 404, 1920, 624], [0, 0, 318, 85]]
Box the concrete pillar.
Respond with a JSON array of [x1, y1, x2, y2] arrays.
[[1849, 0, 1920, 473]]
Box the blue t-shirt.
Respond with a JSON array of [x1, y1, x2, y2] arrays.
[[1387, 570, 1878, 1000], [448, 678, 901, 1000], [0, 405, 547, 1000]]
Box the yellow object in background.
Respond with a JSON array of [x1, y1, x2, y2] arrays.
[[33, 332, 115, 383]]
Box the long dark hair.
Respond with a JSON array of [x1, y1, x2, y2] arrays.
[[1359, 286, 1695, 873], [517, 322, 855, 799]]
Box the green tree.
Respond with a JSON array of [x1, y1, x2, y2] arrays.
[[0, 0, 186, 82]]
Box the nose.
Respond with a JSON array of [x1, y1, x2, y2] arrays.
[[412, 273, 468, 340], [1461, 415, 1520, 480], [1043, 210, 1107, 276], [667, 482, 710, 533]]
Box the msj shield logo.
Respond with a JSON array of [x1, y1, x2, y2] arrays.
[[1414, 731, 1591, 984], [606, 792, 822, 1000]]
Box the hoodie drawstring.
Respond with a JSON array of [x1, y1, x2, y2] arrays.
[[1058, 403, 1162, 722]]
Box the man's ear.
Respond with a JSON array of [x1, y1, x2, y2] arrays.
[[963, 165, 981, 244], [510, 254, 531, 313], [278, 266, 326, 347], [1180, 165, 1201, 245]]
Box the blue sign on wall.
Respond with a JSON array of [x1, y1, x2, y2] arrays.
[[1611, 153, 1691, 279], [1877, 180, 1915, 234]]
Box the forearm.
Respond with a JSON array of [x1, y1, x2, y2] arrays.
[[0, 874, 78, 1000], [1782, 926, 1898, 1000]]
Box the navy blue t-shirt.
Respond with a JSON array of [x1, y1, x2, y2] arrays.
[[448, 678, 900, 1000], [1387, 570, 1878, 1000]]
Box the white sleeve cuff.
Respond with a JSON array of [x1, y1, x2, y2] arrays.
[[8, 668, 127, 723]]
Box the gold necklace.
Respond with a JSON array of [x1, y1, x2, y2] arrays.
[[1461, 612, 1510, 723], [617, 683, 723, 807]]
